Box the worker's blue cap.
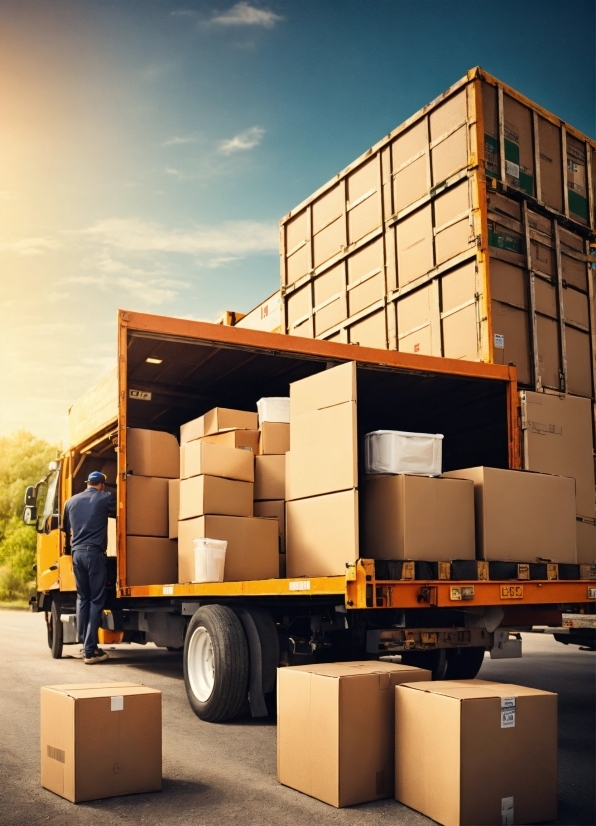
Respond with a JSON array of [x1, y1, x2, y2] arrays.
[[87, 471, 107, 484]]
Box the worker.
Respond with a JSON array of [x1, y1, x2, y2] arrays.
[[61, 471, 116, 664]]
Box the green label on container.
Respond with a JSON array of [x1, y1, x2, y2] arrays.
[[485, 133, 499, 177], [504, 138, 520, 166], [568, 189, 588, 220], [489, 225, 524, 254], [519, 170, 534, 196]]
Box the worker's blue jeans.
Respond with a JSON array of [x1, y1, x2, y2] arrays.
[[72, 549, 107, 657]]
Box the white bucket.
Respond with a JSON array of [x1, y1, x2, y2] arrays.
[[257, 397, 290, 425], [192, 538, 227, 583], [364, 430, 444, 476]]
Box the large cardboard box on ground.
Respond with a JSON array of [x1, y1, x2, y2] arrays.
[[180, 441, 254, 483], [200, 429, 259, 454], [277, 662, 431, 808], [395, 680, 557, 826], [521, 391, 595, 519], [126, 428, 179, 478], [126, 475, 169, 537], [254, 499, 285, 552], [126, 536, 178, 585], [577, 518, 596, 564], [363, 475, 475, 560], [168, 479, 179, 539], [179, 475, 253, 520], [40, 682, 162, 803], [286, 490, 358, 577], [180, 408, 258, 443], [259, 422, 290, 455], [254, 455, 286, 500], [177, 515, 278, 583], [444, 467, 577, 562]]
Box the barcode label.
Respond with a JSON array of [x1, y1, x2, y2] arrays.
[[111, 695, 124, 712], [47, 745, 65, 763], [501, 796, 514, 824], [289, 580, 311, 591], [501, 697, 516, 728]]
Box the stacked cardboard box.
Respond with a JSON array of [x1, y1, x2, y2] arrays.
[[176, 408, 278, 582], [254, 406, 290, 577], [125, 428, 179, 585]]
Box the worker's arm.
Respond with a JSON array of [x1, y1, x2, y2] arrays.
[[61, 501, 71, 555]]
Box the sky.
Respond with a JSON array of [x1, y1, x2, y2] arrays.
[[1, 0, 594, 444]]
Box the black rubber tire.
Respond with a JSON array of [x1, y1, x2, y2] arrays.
[[444, 646, 486, 679], [47, 601, 64, 659], [400, 649, 448, 679], [183, 605, 249, 723]]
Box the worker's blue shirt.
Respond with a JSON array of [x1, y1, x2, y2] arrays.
[[62, 488, 116, 553]]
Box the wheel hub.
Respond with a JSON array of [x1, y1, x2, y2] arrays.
[[187, 625, 215, 702]]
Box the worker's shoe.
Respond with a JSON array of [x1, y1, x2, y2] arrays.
[[83, 648, 109, 664]]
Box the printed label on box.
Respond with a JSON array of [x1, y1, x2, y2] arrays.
[[501, 697, 516, 728], [501, 796, 514, 825], [110, 696, 124, 712]]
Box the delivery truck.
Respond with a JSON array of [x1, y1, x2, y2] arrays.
[[24, 310, 596, 722]]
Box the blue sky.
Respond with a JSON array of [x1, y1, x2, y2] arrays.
[[1, 0, 594, 442]]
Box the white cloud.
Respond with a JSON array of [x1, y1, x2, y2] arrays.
[[218, 126, 265, 155], [211, 3, 283, 28], [0, 236, 62, 256]]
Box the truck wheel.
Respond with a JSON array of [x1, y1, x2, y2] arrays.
[[445, 646, 485, 679], [47, 601, 64, 659], [184, 605, 249, 723], [400, 649, 448, 679]]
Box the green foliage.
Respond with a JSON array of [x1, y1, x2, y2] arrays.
[[0, 432, 59, 601]]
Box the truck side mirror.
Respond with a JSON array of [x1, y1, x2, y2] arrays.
[[23, 505, 37, 526], [24, 486, 37, 507]]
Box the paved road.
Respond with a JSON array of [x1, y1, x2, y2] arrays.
[[1, 610, 594, 826]]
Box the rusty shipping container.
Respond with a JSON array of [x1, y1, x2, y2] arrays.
[[279, 67, 596, 403]]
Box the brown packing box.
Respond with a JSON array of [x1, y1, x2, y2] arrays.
[[259, 422, 290, 455], [200, 429, 260, 454], [40, 682, 162, 803], [180, 408, 258, 443], [177, 515, 278, 583], [254, 455, 286, 501], [286, 490, 359, 577], [254, 499, 285, 552], [126, 536, 178, 586], [180, 416, 204, 444], [290, 361, 356, 420], [577, 519, 596, 564], [277, 662, 431, 808], [179, 475, 253, 520], [180, 441, 254, 483], [126, 428, 179, 478], [106, 517, 116, 557], [126, 475, 169, 537], [363, 475, 475, 560], [168, 479, 179, 539], [444, 467, 577, 563], [395, 680, 558, 826]]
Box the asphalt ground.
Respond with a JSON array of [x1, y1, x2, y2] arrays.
[[0, 609, 594, 826]]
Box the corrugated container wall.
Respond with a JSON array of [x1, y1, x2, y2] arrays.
[[279, 68, 596, 404]]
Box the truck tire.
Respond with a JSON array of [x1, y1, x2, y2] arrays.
[[400, 649, 448, 679], [445, 646, 485, 679], [47, 601, 64, 659], [184, 605, 249, 722]]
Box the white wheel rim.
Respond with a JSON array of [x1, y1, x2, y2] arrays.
[[187, 625, 215, 702]]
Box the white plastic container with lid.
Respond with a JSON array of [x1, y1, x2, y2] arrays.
[[257, 397, 290, 425], [364, 430, 444, 476], [193, 538, 227, 583]]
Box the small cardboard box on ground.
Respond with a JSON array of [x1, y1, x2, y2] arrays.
[[126, 475, 169, 536], [179, 475, 253, 519], [126, 428, 179, 478], [444, 467, 577, 562], [254, 455, 285, 500], [178, 515, 278, 582], [180, 441, 254, 482], [41, 682, 162, 803], [277, 661, 431, 808], [363, 475, 475, 560], [395, 679, 558, 826], [254, 499, 285, 552], [259, 422, 290, 455], [181, 407, 257, 442], [126, 537, 178, 585], [168, 479, 179, 539]]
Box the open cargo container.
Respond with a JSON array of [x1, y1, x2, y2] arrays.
[[279, 67, 596, 405], [27, 311, 595, 722]]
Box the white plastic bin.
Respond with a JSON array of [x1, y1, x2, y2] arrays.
[[364, 430, 444, 476], [257, 397, 290, 425], [193, 538, 227, 583]]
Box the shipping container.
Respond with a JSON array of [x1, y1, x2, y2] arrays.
[[279, 67, 596, 403]]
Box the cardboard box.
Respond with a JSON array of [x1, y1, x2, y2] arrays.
[[522, 391, 595, 519], [286, 490, 359, 577], [126, 536, 178, 586], [180, 408, 257, 442], [290, 361, 356, 420], [177, 515, 278, 583], [254, 455, 286, 501], [126, 428, 179, 478], [259, 422, 290, 455], [277, 662, 431, 808], [577, 518, 596, 564], [179, 475, 253, 520], [107, 517, 116, 557], [168, 479, 179, 539], [180, 441, 254, 483], [180, 416, 204, 444], [363, 475, 475, 560], [200, 429, 259, 454], [126, 475, 169, 537], [395, 680, 557, 826], [444, 467, 577, 562], [41, 682, 162, 803], [254, 499, 285, 552]]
